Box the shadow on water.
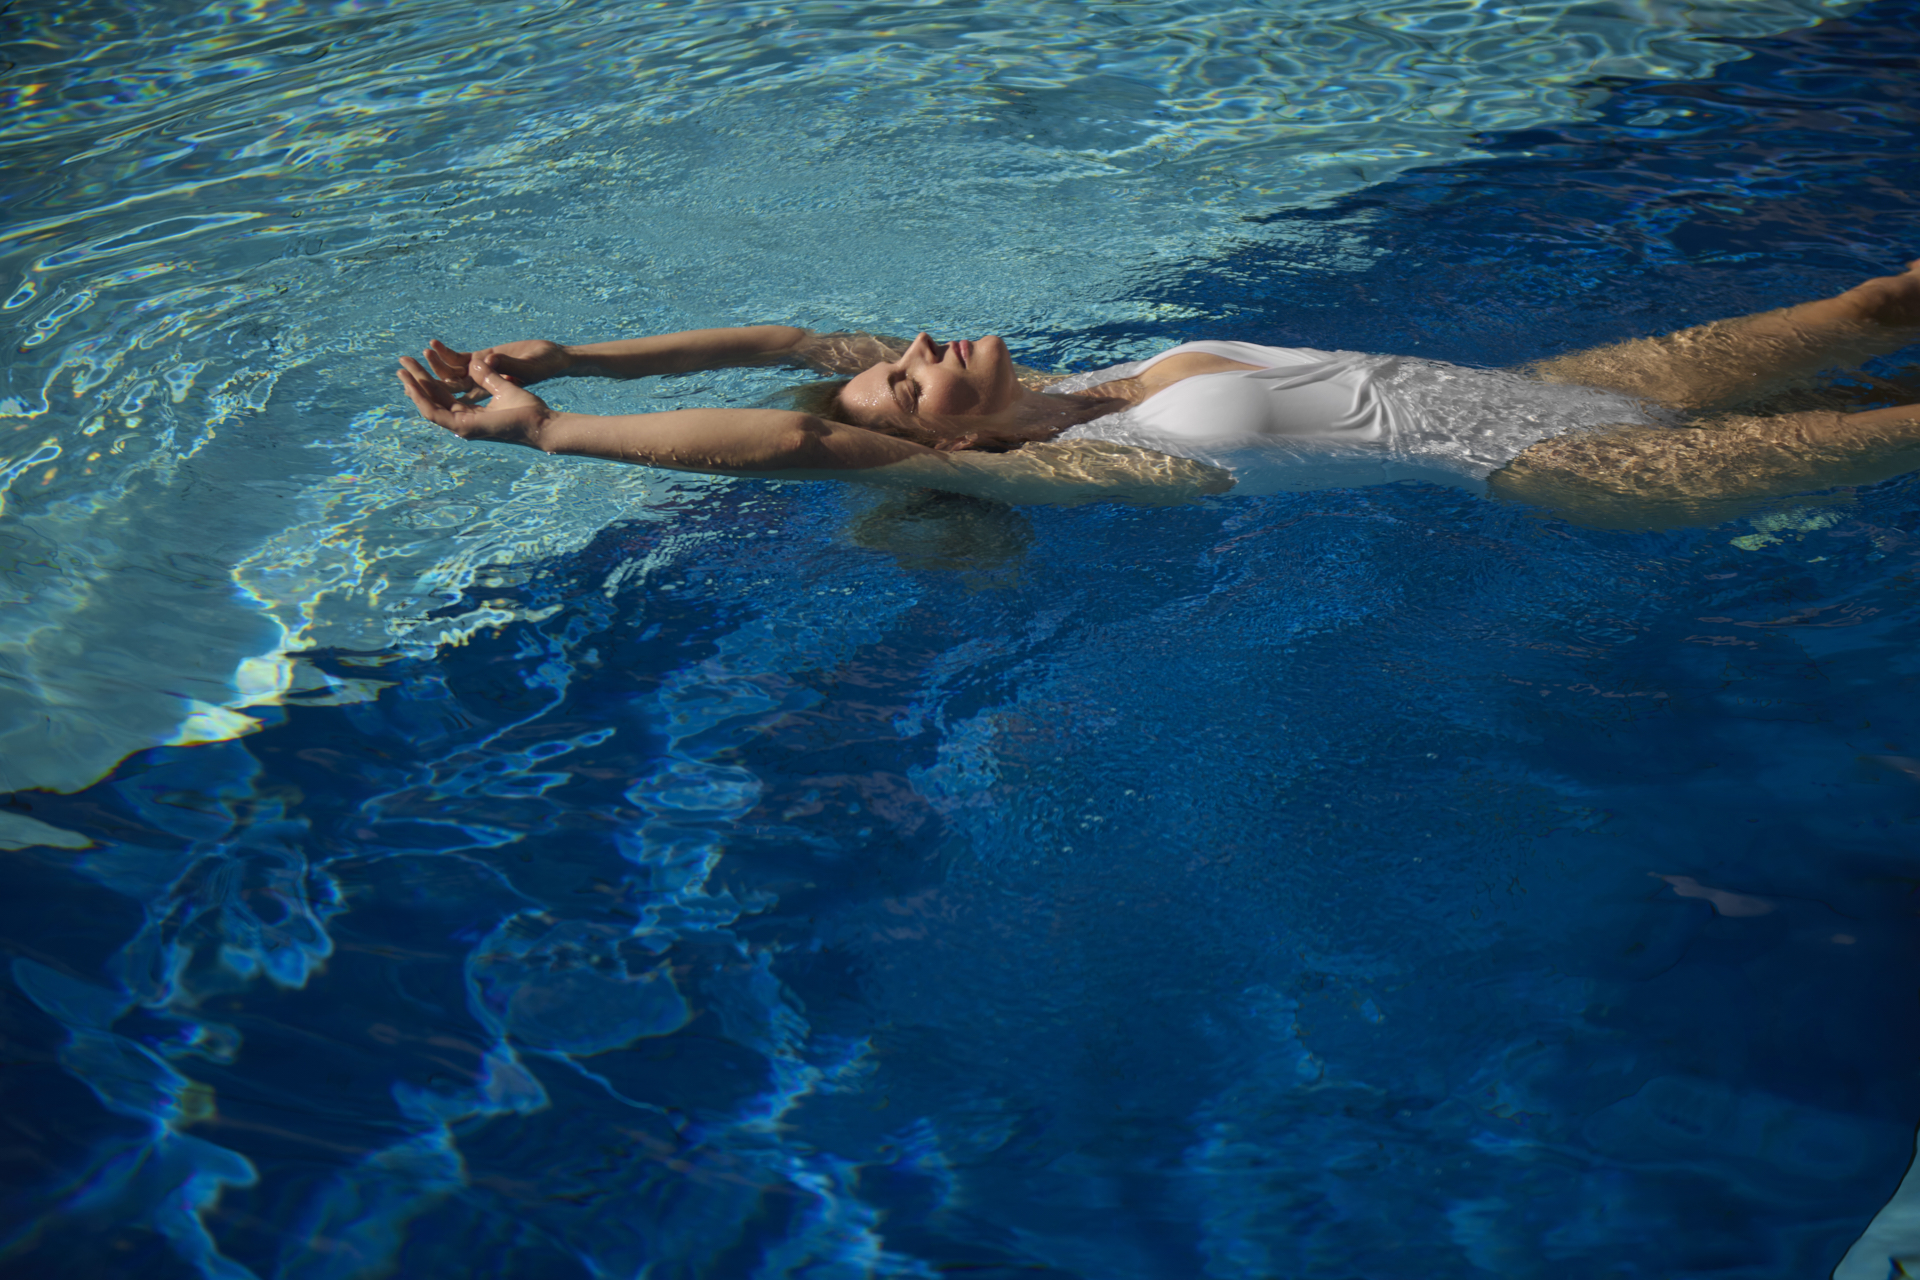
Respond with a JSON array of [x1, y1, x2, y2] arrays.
[[7, 464, 1920, 1277], [847, 489, 1036, 581]]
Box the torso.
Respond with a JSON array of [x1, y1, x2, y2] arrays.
[[1056, 341, 1401, 448], [1044, 340, 1662, 494]]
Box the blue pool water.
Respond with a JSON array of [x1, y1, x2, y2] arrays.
[[5, 0, 1920, 1275]]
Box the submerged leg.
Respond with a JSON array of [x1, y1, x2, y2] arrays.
[[1529, 261, 1920, 411], [1489, 402, 1920, 528]]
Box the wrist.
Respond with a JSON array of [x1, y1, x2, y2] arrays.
[[530, 408, 575, 452]]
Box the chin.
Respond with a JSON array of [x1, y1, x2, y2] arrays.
[[979, 338, 1017, 401]]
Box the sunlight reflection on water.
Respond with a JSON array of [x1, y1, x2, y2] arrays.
[[0, 0, 1860, 779]]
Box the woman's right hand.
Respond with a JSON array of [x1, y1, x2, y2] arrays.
[[423, 338, 573, 390]]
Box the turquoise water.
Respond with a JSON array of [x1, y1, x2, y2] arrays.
[[8, 0, 1920, 1276], [0, 0, 1862, 792]]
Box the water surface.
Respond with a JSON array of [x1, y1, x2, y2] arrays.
[[6, 1, 1920, 1277]]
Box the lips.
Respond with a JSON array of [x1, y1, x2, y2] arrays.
[[952, 339, 973, 368]]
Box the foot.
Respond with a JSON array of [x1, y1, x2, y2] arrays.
[[1843, 259, 1920, 329]]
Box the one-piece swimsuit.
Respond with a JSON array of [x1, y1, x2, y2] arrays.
[[1049, 341, 1656, 494]]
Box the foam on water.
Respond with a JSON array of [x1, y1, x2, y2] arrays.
[[0, 0, 1863, 792]]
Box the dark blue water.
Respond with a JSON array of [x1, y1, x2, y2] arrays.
[[7, 4, 1920, 1277]]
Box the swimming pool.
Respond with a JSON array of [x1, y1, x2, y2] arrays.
[[4, 0, 1919, 1274]]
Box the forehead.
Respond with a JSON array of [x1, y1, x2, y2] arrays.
[[839, 364, 893, 421]]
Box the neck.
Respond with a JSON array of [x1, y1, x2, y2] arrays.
[[918, 388, 1126, 454], [1014, 387, 1126, 432]]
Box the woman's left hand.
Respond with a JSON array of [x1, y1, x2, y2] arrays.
[[397, 355, 555, 450]]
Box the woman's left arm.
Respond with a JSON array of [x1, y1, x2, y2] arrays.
[[423, 326, 820, 386], [399, 358, 931, 474], [421, 326, 919, 388]]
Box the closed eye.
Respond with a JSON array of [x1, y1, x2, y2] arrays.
[[893, 375, 919, 412]]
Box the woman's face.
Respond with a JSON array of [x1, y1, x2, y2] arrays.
[[839, 332, 1019, 425]]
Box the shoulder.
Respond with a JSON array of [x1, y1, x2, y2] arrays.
[[1134, 350, 1266, 392], [1062, 354, 1259, 407], [1052, 341, 1322, 404]]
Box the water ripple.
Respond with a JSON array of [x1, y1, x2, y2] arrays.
[[0, 0, 1861, 790]]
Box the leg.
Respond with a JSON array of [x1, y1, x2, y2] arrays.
[[1489, 402, 1920, 529], [1529, 261, 1920, 411]]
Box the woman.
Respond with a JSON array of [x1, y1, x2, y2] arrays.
[[397, 261, 1920, 524]]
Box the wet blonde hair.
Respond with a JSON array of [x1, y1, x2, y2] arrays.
[[773, 378, 1110, 453]]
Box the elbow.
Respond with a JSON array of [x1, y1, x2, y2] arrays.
[[769, 416, 837, 469]]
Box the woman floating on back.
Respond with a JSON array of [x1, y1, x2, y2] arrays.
[[398, 260, 1920, 526]]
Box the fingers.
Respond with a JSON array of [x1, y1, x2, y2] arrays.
[[399, 356, 461, 408], [398, 358, 490, 432], [399, 357, 447, 404], [397, 367, 455, 426], [429, 338, 471, 360], [406, 356, 493, 406], [425, 339, 476, 385], [469, 354, 524, 398], [472, 351, 515, 379]]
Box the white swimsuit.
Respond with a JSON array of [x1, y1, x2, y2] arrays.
[[1050, 341, 1657, 495]]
